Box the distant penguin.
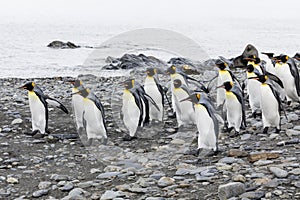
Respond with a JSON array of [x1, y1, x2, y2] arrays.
[[215, 59, 236, 108], [252, 75, 281, 133], [244, 55, 265, 74], [181, 93, 219, 154], [246, 64, 262, 118], [274, 54, 300, 103], [218, 81, 246, 135], [20, 81, 68, 136], [173, 79, 195, 127], [69, 80, 85, 132], [166, 65, 188, 114], [144, 68, 164, 122], [77, 88, 107, 144]]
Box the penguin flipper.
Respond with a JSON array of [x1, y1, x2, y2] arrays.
[[265, 71, 284, 88], [287, 59, 300, 96], [46, 97, 69, 114]]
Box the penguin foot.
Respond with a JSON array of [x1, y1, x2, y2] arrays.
[[25, 130, 39, 136], [33, 132, 45, 139], [227, 127, 234, 134], [184, 148, 201, 156], [275, 128, 280, 133], [263, 127, 269, 134], [102, 137, 108, 145], [122, 135, 137, 141], [229, 131, 239, 138]]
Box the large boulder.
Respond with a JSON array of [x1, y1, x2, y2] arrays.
[[47, 41, 80, 49]]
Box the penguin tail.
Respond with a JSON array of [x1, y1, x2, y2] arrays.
[[46, 97, 69, 114]]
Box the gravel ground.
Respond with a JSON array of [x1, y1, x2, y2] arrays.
[[0, 72, 299, 200]]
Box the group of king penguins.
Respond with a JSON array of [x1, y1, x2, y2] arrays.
[[19, 51, 300, 157]]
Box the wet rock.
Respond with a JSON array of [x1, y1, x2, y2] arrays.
[[100, 190, 125, 200], [96, 172, 121, 179], [157, 177, 175, 187], [11, 118, 23, 125], [269, 167, 288, 178], [248, 152, 279, 162], [218, 182, 246, 200], [32, 189, 48, 198], [228, 149, 248, 157], [47, 41, 80, 49], [6, 177, 18, 184], [240, 191, 265, 199], [38, 181, 52, 189]]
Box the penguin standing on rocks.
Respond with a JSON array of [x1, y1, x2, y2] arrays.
[[251, 75, 282, 133], [217, 81, 246, 136], [121, 79, 144, 140], [246, 64, 262, 118], [20, 81, 69, 137], [173, 79, 195, 127], [181, 93, 219, 155], [144, 68, 164, 122], [274, 54, 300, 104], [69, 80, 85, 133], [215, 59, 238, 108], [75, 88, 108, 145]]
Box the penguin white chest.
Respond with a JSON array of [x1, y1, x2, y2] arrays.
[[217, 71, 232, 106], [144, 77, 163, 121], [72, 88, 84, 130], [83, 98, 107, 139], [122, 90, 140, 137], [247, 75, 261, 113], [195, 104, 217, 150], [173, 88, 195, 125], [225, 92, 242, 131], [260, 85, 280, 128], [28, 91, 46, 133]]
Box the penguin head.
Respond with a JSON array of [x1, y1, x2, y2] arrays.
[[257, 75, 268, 83], [215, 59, 227, 70], [146, 68, 156, 77], [180, 93, 200, 104], [70, 80, 83, 88], [173, 79, 182, 88], [20, 82, 35, 91], [79, 88, 90, 98], [122, 79, 135, 90], [279, 54, 289, 63], [247, 64, 254, 73], [222, 81, 233, 91], [244, 55, 260, 64], [166, 65, 176, 75]]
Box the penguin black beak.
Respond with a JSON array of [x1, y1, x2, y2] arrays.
[[19, 85, 27, 89], [71, 91, 81, 96], [68, 80, 76, 85], [216, 85, 224, 89], [180, 96, 192, 102], [248, 77, 259, 80]]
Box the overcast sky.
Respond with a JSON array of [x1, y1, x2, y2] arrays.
[[0, 0, 298, 25]]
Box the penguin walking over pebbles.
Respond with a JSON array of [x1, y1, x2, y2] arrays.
[[69, 80, 85, 133], [173, 79, 195, 127], [20, 81, 69, 137], [75, 88, 108, 145], [144, 68, 164, 122], [217, 81, 246, 136], [250, 75, 282, 134], [181, 93, 219, 155]]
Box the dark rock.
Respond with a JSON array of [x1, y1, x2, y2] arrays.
[[47, 41, 80, 49]]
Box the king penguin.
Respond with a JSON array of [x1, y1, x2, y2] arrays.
[[20, 81, 69, 136], [252, 75, 282, 133], [244, 55, 265, 74], [69, 80, 85, 133], [77, 88, 108, 145], [246, 64, 262, 118], [215, 59, 238, 108], [121, 79, 144, 140], [274, 54, 300, 104], [144, 68, 164, 122], [181, 93, 219, 155], [173, 79, 195, 127], [218, 81, 246, 136], [166, 65, 188, 115]]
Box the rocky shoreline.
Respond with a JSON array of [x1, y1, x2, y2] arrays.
[[0, 70, 300, 200]]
